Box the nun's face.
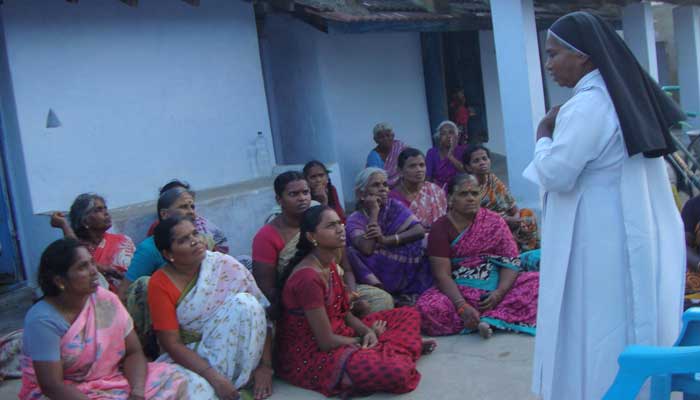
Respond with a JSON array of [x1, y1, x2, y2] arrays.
[[545, 35, 590, 88]]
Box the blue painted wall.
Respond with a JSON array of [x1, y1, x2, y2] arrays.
[[260, 15, 432, 204]]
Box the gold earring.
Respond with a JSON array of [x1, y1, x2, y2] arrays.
[[58, 284, 65, 291], [311, 239, 318, 247], [169, 258, 175, 263]]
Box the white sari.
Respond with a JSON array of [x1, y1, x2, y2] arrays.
[[158, 251, 270, 390]]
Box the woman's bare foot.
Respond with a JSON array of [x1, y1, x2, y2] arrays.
[[421, 338, 438, 354], [478, 322, 493, 339]]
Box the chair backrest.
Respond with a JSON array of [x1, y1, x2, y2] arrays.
[[677, 307, 700, 347]]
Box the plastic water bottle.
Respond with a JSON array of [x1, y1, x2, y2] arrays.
[[255, 131, 271, 177]]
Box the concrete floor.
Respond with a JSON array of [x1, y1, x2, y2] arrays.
[[0, 332, 538, 400]]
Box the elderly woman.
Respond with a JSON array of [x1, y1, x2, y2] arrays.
[[365, 122, 407, 187], [416, 174, 539, 338], [303, 160, 346, 222], [50, 193, 134, 292], [346, 168, 433, 305], [425, 121, 466, 189], [276, 206, 435, 397], [463, 144, 540, 253], [389, 147, 447, 231], [148, 216, 273, 400], [19, 238, 213, 399]]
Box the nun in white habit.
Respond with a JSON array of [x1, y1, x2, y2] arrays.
[[525, 11, 687, 400]]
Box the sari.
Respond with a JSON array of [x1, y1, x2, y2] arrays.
[[155, 251, 269, 390], [367, 140, 406, 187], [90, 232, 135, 292], [416, 209, 539, 336], [345, 198, 433, 298], [277, 263, 423, 397], [19, 287, 205, 399], [389, 181, 447, 230], [425, 145, 466, 190], [686, 222, 700, 308], [478, 173, 540, 252]]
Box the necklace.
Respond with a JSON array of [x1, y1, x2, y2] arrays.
[[401, 181, 421, 201]]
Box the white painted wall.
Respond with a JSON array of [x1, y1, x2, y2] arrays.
[[1, 0, 272, 285], [261, 15, 432, 205], [2, 0, 273, 214], [478, 30, 506, 156]]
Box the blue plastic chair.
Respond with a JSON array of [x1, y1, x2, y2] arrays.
[[603, 308, 700, 399]]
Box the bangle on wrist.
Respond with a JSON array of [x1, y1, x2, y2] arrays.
[[456, 303, 469, 316]]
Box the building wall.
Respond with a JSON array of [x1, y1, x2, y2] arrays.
[[2, 0, 273, 214], [0, 0, 273, 286], [261, 15, 432, 204]]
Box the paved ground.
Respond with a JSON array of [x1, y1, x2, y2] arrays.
[[0, 332, 538, 399]]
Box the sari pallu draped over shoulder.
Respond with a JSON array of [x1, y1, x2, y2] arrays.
[[156, 251, 270, 390], [276, 263, 424, 397], [346, 198, 433, 296], [19, 287, 190, 400], [417, 209, 539, 336]]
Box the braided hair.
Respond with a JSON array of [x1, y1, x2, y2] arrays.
[[278, 205, 329, 289]]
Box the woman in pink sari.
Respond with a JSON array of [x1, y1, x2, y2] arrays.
[[389, 147, 447, 231], [50, 193, 134, 292], [19, 238, 213, 399], [416, 174, 539, 338], [365, 122, 406, 187]]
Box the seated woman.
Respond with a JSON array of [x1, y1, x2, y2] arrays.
[[462, 145, 540, 253], [681, 196, 700, 307], [346, 168, 434, 305], [365, 122, 406, 187], [20, 238, 213, 399], [145, 179, 229, 253], [148, 216, 274, 400], [253, 171, 393, 319], [276, 205, 436, 397], [303, 160, 346, 222], [390, 147, 447, 231], [416, 174, 539, 338], [119, 185, 231, 357], [425, 121, 466, 189], [50, 193, 134, 292]]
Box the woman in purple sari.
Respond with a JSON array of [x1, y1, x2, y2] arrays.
[[416, 174, 538, 338], [346, 168, 434, 305], [425, 121, 466, 190]]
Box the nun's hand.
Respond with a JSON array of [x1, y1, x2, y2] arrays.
[[537, 105, 562, 140]]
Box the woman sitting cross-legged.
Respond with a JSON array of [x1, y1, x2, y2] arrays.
[[148, 216, 274, 400], [50, 193, 134, 292], [389, 147, 448, 232], [462, 145, 540, 253], [19, 238, 212, 399], [276, 205, 436, 397], [416, 174, 539, 338], [253, 171, 393, 320], [346, 168, 434, 306]]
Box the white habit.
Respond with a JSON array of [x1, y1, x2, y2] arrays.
[[526, 70, 685, 400]]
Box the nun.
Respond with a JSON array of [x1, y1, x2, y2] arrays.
[[524, 11, 687, 400]]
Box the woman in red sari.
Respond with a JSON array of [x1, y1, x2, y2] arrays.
[[276, 205, 435, 397]]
